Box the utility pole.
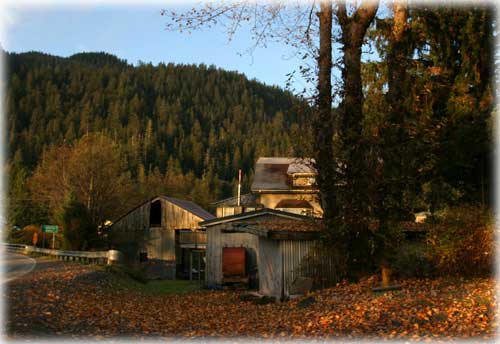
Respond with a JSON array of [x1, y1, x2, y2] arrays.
[[237, 169, 242, 206]]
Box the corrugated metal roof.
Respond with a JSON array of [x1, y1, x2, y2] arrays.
[[200, 208, 313, 227], [251, 157, 317, 191], [211, 193, 261, 207], [161, 196, 215, 220], [287, 159, 316, 174], [235, 219, 322, 232]]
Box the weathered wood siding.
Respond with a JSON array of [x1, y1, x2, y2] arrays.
[[258, 237, 282, 298], [110, 197, 207, 273], [109, 202, 151, 264], [206, 225, 259, 285], [143, 228, 175, 260], [163, 200, 204, 230], [112, 202, 151, 233]]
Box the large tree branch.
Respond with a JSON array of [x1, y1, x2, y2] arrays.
[[336, 1, 348, 27], [356, 1, 379, 30]]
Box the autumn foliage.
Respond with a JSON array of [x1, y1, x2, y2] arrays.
[[6, 258, 496, 340], [426, 206, 494, 276]]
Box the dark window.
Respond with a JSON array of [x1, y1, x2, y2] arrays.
[[150, 200, 162, 227]]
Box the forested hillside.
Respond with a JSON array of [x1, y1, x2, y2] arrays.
[[6, 51, 306, 175], [5, 51, 311, 228]]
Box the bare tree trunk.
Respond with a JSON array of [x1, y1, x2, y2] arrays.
[[314, 1, 338, 241], [385, 1, 408, 212], [336, 1, 379, 223], [378, 1, 408, 287]]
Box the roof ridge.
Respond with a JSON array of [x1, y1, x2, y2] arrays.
[[200, 208, 313, 227], [160, 195, 215, 220]]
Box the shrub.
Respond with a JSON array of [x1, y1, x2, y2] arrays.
[[8, 224, 65, 248], [58, 194, 97, 250], [8, 224, 40, 245], [393, 242, 435, 278], [104, 264, 148, 284], [426, 205, 494, 276]]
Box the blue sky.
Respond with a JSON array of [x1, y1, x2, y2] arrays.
[[1, 4, 313, 91]]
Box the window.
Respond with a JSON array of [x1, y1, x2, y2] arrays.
[[150, 200, 162, 227], [292, 176, 316, 187], [222, 207, 235, 217]]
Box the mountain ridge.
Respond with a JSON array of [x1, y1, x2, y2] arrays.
[[5, 50, 311, 207]]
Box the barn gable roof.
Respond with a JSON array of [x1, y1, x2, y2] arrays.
[[111, 195, 214, 225], [160, 196, 215, 220], [200, 208, 316, 227]]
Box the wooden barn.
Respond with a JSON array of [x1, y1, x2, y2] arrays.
[[109, 195, 214, 279], [201, 209, 339, 299]]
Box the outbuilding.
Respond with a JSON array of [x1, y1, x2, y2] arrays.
[[109, 195, 214, 279], [201, 209, 339, 299]]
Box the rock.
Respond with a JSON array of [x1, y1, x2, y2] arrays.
[[372, 284, 402, 293], [239, 292, 262, 302], [289, 277, 313, 296], [391, 319, 403, 327], [255, 296, 275, 305], [430, 312, 448, 323], [297, 296, 316, 308]]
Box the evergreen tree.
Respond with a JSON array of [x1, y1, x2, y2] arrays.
[[58, 193, 96, 250]]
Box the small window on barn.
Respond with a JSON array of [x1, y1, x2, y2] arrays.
[[222, 207, 235, 217], [139, 251, 148, 262], [150, 200, 162, 227]]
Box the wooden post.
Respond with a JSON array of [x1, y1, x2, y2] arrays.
[[198, 251, 201, 282], [189, 250, 193, 281], [381, 265, 392, 287]]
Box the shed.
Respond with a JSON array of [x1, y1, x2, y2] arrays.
[[109, 195, 214, 279], [201, 209, 339, 299]]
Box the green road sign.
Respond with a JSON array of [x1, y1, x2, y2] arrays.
[[42, 225, 59, 233]]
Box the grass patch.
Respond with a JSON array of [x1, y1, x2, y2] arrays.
[[143, 280, 203, 294], [103, 265, 203, 295]]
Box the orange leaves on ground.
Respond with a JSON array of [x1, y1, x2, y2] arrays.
[[5, 261, 497, 340]]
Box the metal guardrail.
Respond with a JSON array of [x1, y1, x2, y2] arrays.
[[2, 243, 123, 265], [3, 243, 26, 253]]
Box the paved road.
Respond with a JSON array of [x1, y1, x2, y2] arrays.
[[1, 252, 36, 283]]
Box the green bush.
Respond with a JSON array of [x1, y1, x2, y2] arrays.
[[426, 206, 494, 276], [104, 264, 148, 284], [58, 194, 97, 250], [393, 242, 435, 278]]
